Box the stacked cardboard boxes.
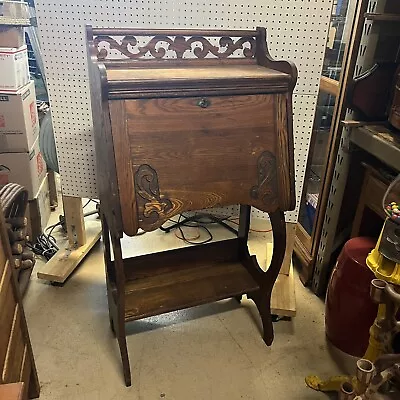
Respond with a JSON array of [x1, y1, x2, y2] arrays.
[[0, 24, 49, 240]]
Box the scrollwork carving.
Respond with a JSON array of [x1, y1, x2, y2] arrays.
[[94, 34, 255, 61], [135, 164, 173, 225], [250, 151, 278, 204]]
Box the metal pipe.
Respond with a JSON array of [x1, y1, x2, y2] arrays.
[[356, 359, 375, 394], [370, 279, 386, 303], [339, 381, 356, 400]]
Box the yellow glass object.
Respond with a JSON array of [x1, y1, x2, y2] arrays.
[[366, 220, 400, 285]]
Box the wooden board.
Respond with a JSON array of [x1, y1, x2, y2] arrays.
[[107, 65, 289, 82], [2, 306, 24, 383], [267, 242, 296, 317], [63, 196, 86, 246], [36, 220, 101, 283], [319, 76, 339, 96], [124, 259, 259, 321], [271, 267, 296, 317], [120, 239, 258, 320], [281, 222, 296, 275]]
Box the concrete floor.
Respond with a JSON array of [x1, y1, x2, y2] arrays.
[[23, 218, 342, 400]]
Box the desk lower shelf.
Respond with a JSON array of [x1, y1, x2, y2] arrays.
[[111, 239, 260, 322]]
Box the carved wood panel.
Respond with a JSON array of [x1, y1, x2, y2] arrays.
[[134, 164, 173, 226], [93, 34, 256, 62], [109, 94, 287, 235], [250, 151, 278, 204]]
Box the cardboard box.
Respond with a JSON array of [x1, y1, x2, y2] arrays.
[[0, 137, 46, 199], [1, 1, 30, 20], [0, 81, 39, 152], [0, 45, 29, 91], [0, 26, 25, 47], [27, 174, 51, 242]]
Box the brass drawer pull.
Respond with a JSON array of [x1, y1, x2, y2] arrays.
[[197, 98, 210, 108]]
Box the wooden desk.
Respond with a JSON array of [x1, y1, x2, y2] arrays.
[[87, 26, 297, 386]]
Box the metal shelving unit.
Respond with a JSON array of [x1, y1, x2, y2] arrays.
[[311, 0, 400, 295]]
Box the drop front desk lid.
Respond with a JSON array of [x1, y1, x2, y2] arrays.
[[106, 65, 292, 98], [87, 27, 297, 235]]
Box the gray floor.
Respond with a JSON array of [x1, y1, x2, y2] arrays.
[[24, 220, 342, 399]]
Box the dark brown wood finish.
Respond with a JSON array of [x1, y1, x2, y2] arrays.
[[105, 66, 291, 99], [86, 26, 296, 387], [109, 94, 290, 234], [91, 27, 258, 68], [86, 27, 123, 238]]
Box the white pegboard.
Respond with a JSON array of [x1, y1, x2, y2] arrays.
[[35, 0, 333, 223]]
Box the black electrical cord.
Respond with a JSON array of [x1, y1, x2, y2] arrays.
[[160, 212, 233, 245], [28, 199, 101, 261], [160, 211, 272, 244], [177, 213, 213, 245]]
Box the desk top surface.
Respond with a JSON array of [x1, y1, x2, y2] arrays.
[[105, 64, 292, 98], [106, 64, 290, 83]]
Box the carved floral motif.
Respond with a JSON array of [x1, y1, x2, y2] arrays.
[[135, 164, 172, 225], [250, 151, 278, 204], [94, 35, 255, 61]]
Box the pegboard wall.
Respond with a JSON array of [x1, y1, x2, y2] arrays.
[[34, 0, 333, 223]]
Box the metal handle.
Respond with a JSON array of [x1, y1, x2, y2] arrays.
[[197, 98, 210, 108]]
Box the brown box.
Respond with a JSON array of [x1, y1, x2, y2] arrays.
[[0, 26, 25, 48], [0, 81, 39, 152], [26, 174, 50, 242], [0, 137, 46, 199], [0, 45, 29, 91]]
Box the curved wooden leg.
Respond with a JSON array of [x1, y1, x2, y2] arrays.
[[116, 320, 131, 387], [259, 293, 274, 345], [100, 214, 117, 336], [249, 211, 286, 346], [110, 233, 132, 387]]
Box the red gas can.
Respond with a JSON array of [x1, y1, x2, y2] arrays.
[[325, 237, 377, 357]]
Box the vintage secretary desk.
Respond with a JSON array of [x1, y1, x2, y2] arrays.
[[86, 26, 297, 386]]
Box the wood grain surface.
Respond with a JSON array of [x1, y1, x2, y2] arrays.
[[320, 76, 339, 96], [107, 65, 289, 82], [87, 26, 296, 386], [2, 306, 24, 383], [109, 101, 138, 235], [110, 94, 284, 234], [0, 205, 39, 397], [119, 240, 259, 321], [0, 266, 14, 372], [274, 93, 295, 210]]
